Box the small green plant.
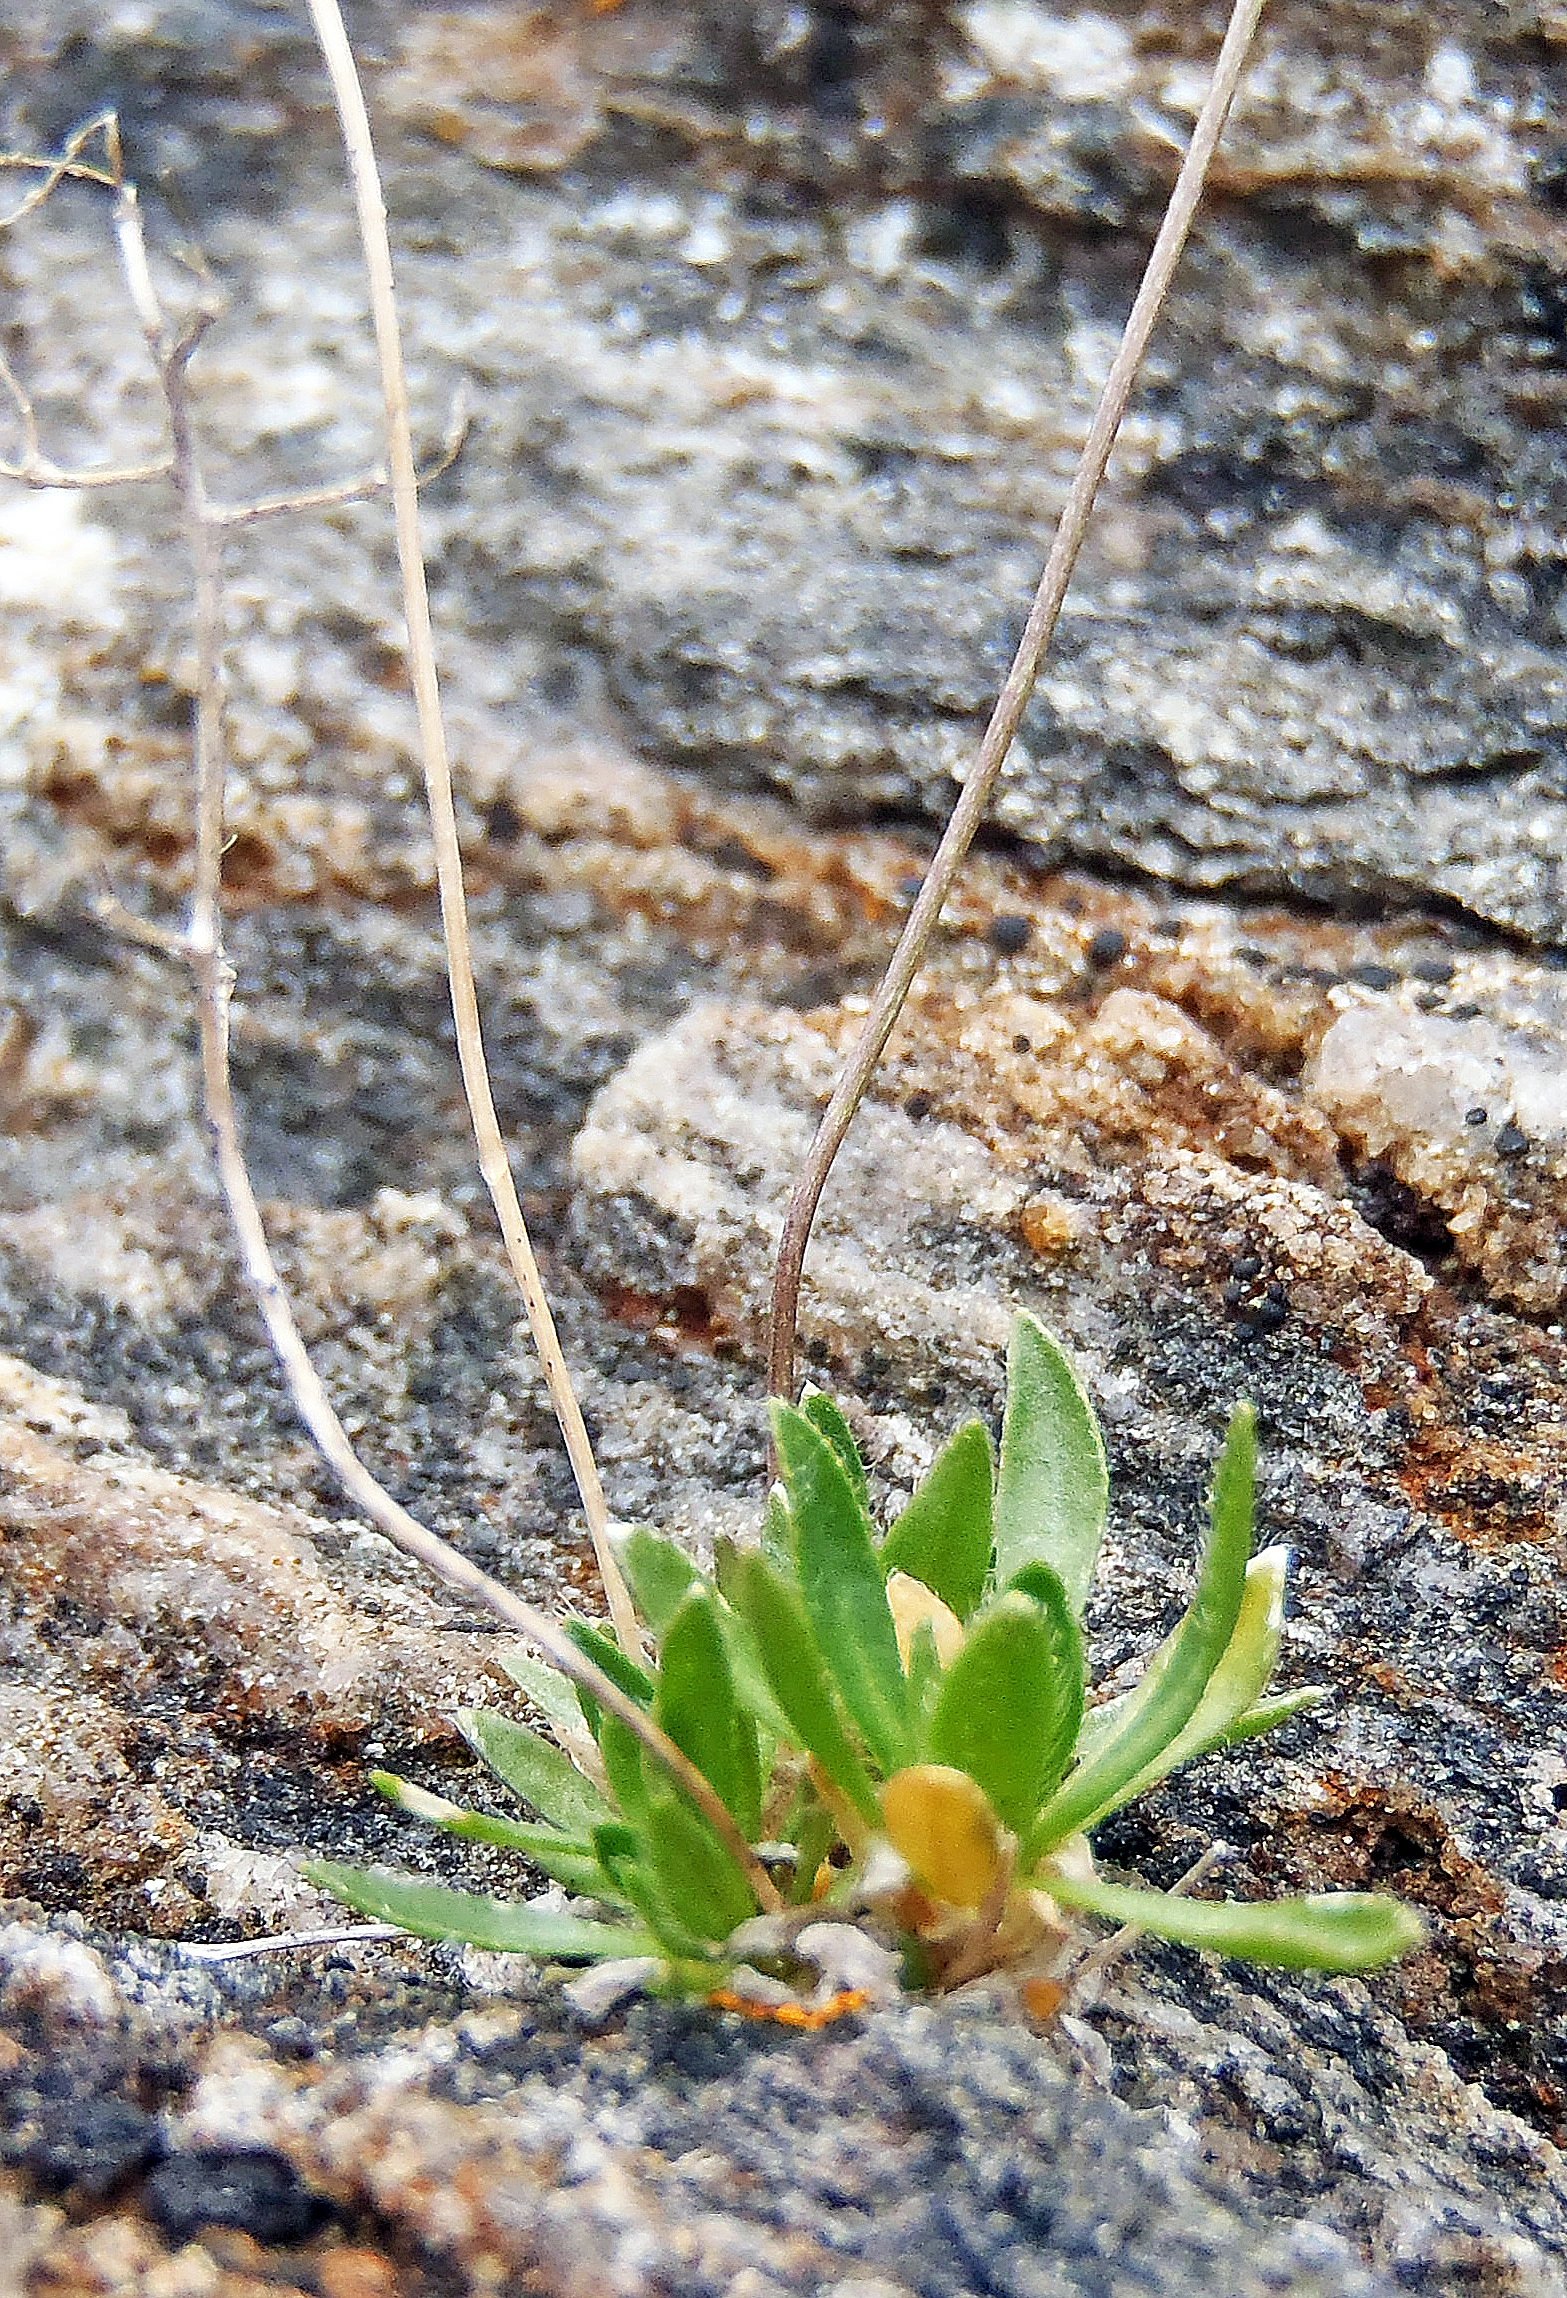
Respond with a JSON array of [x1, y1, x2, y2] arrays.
[[310, 1314, 1422, 2005]]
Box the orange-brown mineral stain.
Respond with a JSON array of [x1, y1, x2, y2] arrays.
[[707, 1987, 872, 2029]]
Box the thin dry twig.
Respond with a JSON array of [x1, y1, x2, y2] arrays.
[[0, 110, 122, 227], [178, 1924, 404, 1963], [767, 0, 1268, 1402], [5, 118, 777, 1914], [1059, 1842, 1231, 2005], [302, 0, 643, 1661]]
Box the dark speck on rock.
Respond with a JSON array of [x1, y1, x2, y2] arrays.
[[1237, 1284, 1290, 1333], [1466, 1107, 1489, 1126], [1087, 926, 1128, 968], [904, 1090, 933, 1120], [1495, 1122, 1530, 1158], [483, 795, 523, 843], [1349, 962, 1399, 991], [144, 2148, 337, 2246], [987, 914, 1031, 956]]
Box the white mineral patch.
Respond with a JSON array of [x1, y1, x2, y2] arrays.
[[0, 1924, 120, 2027], [0, 490, 123, 627], [960, 3, 1136, 103], [1309, 1006, 1567, 1163]]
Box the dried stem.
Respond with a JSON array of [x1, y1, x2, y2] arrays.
[[301, 0, 642, 1660], [4, 124, 777, 1914], [767, 0, 1267, 1402]]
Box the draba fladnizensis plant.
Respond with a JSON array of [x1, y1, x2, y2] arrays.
[[4, 0, 1422, 2018], [312, 1315, 1423, 2008]]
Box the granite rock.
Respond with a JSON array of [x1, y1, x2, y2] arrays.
[[2, 4, 1567, 2294]]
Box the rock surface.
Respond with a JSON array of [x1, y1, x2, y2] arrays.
[[2, 3, 1567, 2294]]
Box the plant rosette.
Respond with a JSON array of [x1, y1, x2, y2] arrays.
[[311, 1313, 1423, 2011]]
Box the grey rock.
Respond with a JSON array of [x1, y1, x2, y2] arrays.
[[2, 6, 1567, 2295]]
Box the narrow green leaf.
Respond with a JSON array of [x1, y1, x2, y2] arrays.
[[928, 1575, 1083, 1832], [763, 1485, 794, 1567], [453, 1709, 613, 1837], [1027, 1403, 1256, 1856], [1224, 1686, 1326, 1743], [994, 1314, 1109, 1614], [714, 1604, 797, 1745], [642, 1790, 758, 1942], [566, 1619, 656, 1708], [590, 1822, 708, 1958], [772, 1400, 910, 1774], [598, 1712, 651, 1827], [801, 1386, 870, 1511], [1080, 1544, 1297, 1809], [727, 1547, 882, 1826], [714, 1539, 814, 1742], [654, 1585, 763, 1836], [880, 1419, 995, 1622], [497, 1646, 591, 1748], [789, 1801, 836, 1906], [1043, 1867, 1425, 1973], [305, 1861, 658, 1960], [370, 1771, 611, 1894], [618, 1529, 701, 1638]]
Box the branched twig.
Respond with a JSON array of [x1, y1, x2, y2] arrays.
[[766, 0, 1268, 1401], [1, 114, 774, 1909], [0, 110, 122, 228], [210, 393, 470, 528], [302, 0, 643, 1661]]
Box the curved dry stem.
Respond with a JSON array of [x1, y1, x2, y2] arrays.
[[767, 0, 1267, 1402], [78, 128, 776, 1914], [302, 0, 642, 1660]]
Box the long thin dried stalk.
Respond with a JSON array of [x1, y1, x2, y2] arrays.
[[302, 0, 642, 1660], [767, 0, 1267, 1402], [4, 124, 779, 1917]]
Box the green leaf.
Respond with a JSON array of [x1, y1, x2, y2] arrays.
[[654, 1585, 763, 1836], [566, 1618, 656, 1712], [727, 1547, 882, 1827], [880, 1419, 995, 1622], [928, 1575, 1083, 1832], [1027, 1403, 1256, 1856], [772, 1400, 911, 1774], [642, 1790, 758, 1942], [497, 1647, 592, 1749], [306, 1861, 658, 1961], [762, 1485, 795, 1568], [618, 1529, 702, 1638], [713, 1605, 797, 1745], [789, 1801, 836, 1906], [453, 1710, 613, 1838], [801, 1386, 870, 1512], [370, 1771, 611, 1895], [589, 1822, 709, 1958], [994, 1314, 1109, 1615], [1084, 1545, 1303, 1809], [598, 1712, 651, 1827], [1042, 1867, 1425, 1973], [1224, 1686, 1326, 1743]]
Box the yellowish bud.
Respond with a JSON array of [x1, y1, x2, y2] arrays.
[[886, 1572, 966, 1668], [881, 1764, 1004, 1909]]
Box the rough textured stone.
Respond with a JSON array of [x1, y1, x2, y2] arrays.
[[3, 4, 1567, 2294]]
